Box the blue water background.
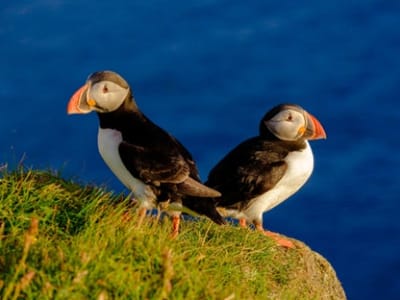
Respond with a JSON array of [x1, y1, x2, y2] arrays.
[[1, 1, 400, 299]]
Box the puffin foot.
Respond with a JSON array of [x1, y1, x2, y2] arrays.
[[239, 218, 247, 228], [170, 215, 180, 239], [262, 230, 295, 248], [255, 223, 295, 248]]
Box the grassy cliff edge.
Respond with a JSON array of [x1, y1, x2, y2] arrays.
[[0, 169, 346, 299]]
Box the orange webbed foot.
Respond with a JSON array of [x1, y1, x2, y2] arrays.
[[262, 230, 295, 248], [255, 223, 295, 249]]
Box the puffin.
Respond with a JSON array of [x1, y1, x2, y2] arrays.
[[66, 70, 225, 236], [206, 104, 326, 247]]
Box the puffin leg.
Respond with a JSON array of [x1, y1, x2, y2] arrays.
[[239, 218, 247, 228], [171, 215, 180, 239], [254, 221, 295, 248], [137, 207, 147, 228]]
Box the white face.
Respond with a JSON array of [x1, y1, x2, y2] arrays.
[[265, 109, 306, 141], [88, 80, 129, 112]]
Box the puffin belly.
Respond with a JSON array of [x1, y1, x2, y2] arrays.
[[97, 128, 156, 207], [244, 141, 314, 221]]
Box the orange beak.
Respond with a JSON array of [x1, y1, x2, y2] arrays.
[[67, 84, 90, 114], [305, 112, 327, 140]]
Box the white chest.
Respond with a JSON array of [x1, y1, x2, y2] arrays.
[[243, 141, 315, 221], [97, 128, 156, 207]]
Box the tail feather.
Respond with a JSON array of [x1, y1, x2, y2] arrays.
[[182, 196, 226, 225], [178, 177, 221, 198]]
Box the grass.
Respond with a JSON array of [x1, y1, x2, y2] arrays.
[[0, 168, 346, 299]]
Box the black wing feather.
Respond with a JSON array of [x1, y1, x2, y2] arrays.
[[119, 142, 189, 185], [206, 137, 290, 209]]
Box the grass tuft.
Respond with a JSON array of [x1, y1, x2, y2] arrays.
[[0, 168, 346, 299]]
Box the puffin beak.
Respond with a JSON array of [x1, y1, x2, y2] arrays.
[[303, 112, 327, 140], [67, 84, 91, 114]]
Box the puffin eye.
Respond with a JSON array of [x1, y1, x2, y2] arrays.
[[102, 85, 108, 93], [286, 113, 293, 121]]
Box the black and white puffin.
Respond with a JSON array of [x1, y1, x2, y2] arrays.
[[66, 71, 225, 236], [206, 104, 326, 247]]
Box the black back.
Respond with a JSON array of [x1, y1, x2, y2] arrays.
[[206, 137, 306, 211]]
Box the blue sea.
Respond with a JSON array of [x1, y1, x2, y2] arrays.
[[1, 1, 400, 299]]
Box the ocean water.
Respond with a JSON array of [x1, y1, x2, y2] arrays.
[[1, 1, 400, 299]]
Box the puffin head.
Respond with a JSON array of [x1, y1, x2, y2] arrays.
[[67, 71, 131, 114], [260, 104, 327, 141]]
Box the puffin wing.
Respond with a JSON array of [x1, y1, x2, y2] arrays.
[[207, 138, 289, 208], [168, 135, 201, 181], [119, 141, 190, 185], [119, 142, 220, 197], [118, 114, 220, 197]]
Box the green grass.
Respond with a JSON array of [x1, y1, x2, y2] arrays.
[[0, 169, 346, 299]]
